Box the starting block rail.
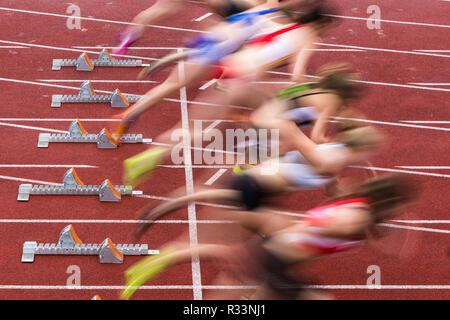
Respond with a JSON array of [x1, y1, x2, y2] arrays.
[[52, 49, 150, 71], [17, 168, 135, 202], [51, 80, 142, 108], [22, 225, 159, 263], [38, 119, 144, 148]]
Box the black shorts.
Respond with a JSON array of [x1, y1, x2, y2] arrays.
[[246, 237, 303, 299], [215, 0, 249, 18], [231, 174, 268, 211]]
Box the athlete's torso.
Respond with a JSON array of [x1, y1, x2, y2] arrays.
[[272, 199, 370, 257]]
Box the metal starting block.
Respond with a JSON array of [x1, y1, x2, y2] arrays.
[[21, 225, 160, 263], [38, 119, 143, 148], [17, 168, 134, 202], [52, 48, 149, 71], [51, 80, 141, 108]]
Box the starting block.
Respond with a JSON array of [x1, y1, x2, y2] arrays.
[[52, 48, 149, 71], [38, 119, 144, 148], [17, 168, 137, 202], [51, 80, 142, 108], [21, 225, 160, 263]]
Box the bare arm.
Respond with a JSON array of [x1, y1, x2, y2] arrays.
[[290, 40, 317, 82], [232, 210, 296, 235], [310, 96, 340, 143], [278, 120, 329, 169]]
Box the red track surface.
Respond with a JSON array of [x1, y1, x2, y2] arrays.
[[0, 0, 449, 300]]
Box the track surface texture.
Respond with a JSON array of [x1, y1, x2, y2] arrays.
[[0, 0, 449, 300]]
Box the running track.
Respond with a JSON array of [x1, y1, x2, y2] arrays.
[[0, 0, 449, 300]]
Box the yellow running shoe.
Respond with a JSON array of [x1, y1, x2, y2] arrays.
[[123, 147, 167, 187], [121, 248, 175, 300], [232, 164, 254, 176]]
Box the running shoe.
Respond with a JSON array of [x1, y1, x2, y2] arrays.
[[113, 27, 142, 56], [123, 147, 167, 187], [121, 247, 175, 300]]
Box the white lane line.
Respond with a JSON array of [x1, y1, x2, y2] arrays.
[[306, 285, 450, 290], [0, 122, 68, 133], [346, 79, 450, 93], [1, 218, 449, 225], [0, 77, 251, 111], [2, 6, 448, 32], [379, 223, 450, 234], [408, 83, 450, 86], [150, 141, 241, 156], [0, 165, 97, 168], [204, 169, 228, 186], [194, 12, 213, 22], [0, 285, 252, 290], [162, 164, 450, 178], [392, 220, 450, 224], [308, 48, 365, 52], [396, 166, 450, 170], [0, 7, 205, 33], [266, 71, 450, 93], [38, 79, 158, 84], [0, 284, 448, 290], [0, 45, 27, 48], [0, 187, 446, 233], [352, 165, 450, 179], [0, 175, 61, 186], [178, 48, 202, 301], [414, 50, 450, 53], [0, 218, 448, 234], [325, 13, 450, 29], [133, 194, 239, 211], [2, 218, 449, 225], [0, 77, 97, 91], [0, 219, 235, 224], [0, 118, 119, 122], [0, 39, 157, 61], [315, 42, 450, 58], [400, 121, 450, 124], [199, 79, 218, 90], [165, 98, 252, 110], [332, 116, 450, 132]]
